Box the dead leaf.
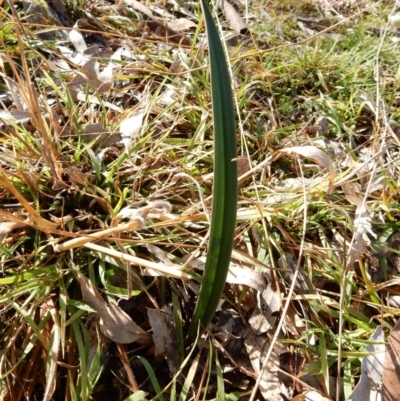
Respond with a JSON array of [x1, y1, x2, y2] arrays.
[[237, 156, 251, 188], [348, 200, 376, 268], [147, 306, 179, 373], [382, 319, 400, 401], [74, 270, 151, 344], [140, 19, 191, 46], [42, 299, 60, 401], [274, 146, 334, 194], [0, 220, 29, 243], [123, 0, 154, 19], [218, 0, 247, 34], [249, 311, 272, 335], [57, 45, 88, 67], [67, 59, 112, 98], [292, 390, 332, 401], [167, 18, 197, 32], [346, 326, 385, 401], [56, 201, 172, 251], [186, 256, 266, 292], [341, 182, 362, 206], [69, 22, 87, 53], [0, 109, 31, 127], [119, 110, 146, 148], [243, 327, 288, 400]]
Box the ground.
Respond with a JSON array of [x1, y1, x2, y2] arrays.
[[0, 0, 400, 400]]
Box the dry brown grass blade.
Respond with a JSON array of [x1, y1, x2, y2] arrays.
[[6, 0, 61, 180], [0, 166, 40, 217], [55, 219, 144, 251], [85, 242, 190, 280], [56, 201, 172, 251]]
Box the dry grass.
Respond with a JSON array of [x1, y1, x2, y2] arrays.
[[1, 0, 400, 400]]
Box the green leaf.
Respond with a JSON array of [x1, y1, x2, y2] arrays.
[[188, 0, 237, 340]]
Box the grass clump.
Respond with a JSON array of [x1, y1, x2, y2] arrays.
[[1, 0, 400, 400]]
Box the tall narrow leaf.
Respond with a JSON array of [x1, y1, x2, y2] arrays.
[[189, 0, 237, 341]]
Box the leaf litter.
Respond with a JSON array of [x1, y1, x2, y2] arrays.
[[1, 0, 400, 399]]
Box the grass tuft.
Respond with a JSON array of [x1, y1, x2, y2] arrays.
[[1, 0, 400, 400]]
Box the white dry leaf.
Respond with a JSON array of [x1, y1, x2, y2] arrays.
[[219, 0, 247, 34], [243, 327, 287, 401], [365, 175, 385, 194], [115, 201, 172, 225], [1, 74, 28, 110], [259, 369, 288, 401], [119, 110, 146, 148], [274, 146, 334, 194], [158, 86, 179, 105], [350, 201, 376, 266], [262, 283, 281, 313], [67, 59, 112, 97], [122, 0, 154, 18], [356, 91, 377, 115], [48, 57, 70, 72], [346, 326, 385, 401], [57, 46, 88, 67], [168, 18, 197, 32], [69, 22, 88, 53], [389, 13, 400, 26], [249, 310, 272, 335], [249, 284, 280, 335], [260, 283, 280, 325], [0, 221, 29, 243], [388, 295, 400, 308], [75, 271, 150, 344], [228, 262, 266, 292], [186, 256, 266, 292], [0, 110, 31, 128], [97, 47, 125, 85], [75, 93, 122, 113], [42, 299, 61, 401], [292, 390, 331, 401]]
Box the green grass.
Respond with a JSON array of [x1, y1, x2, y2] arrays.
[[0, 0, 400, 400]]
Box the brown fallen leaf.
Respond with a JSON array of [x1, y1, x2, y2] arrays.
[[218, 0, 247, 34], [273, 146, 334, 194], [67, 59, 112, 100], [382, 319, 400, 401], [139, 19, 191, 46], [347, 326, 385, 401], [167, 18, 197, 32], [74, 270, 151, 344], [148, 306, 179, 373]]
